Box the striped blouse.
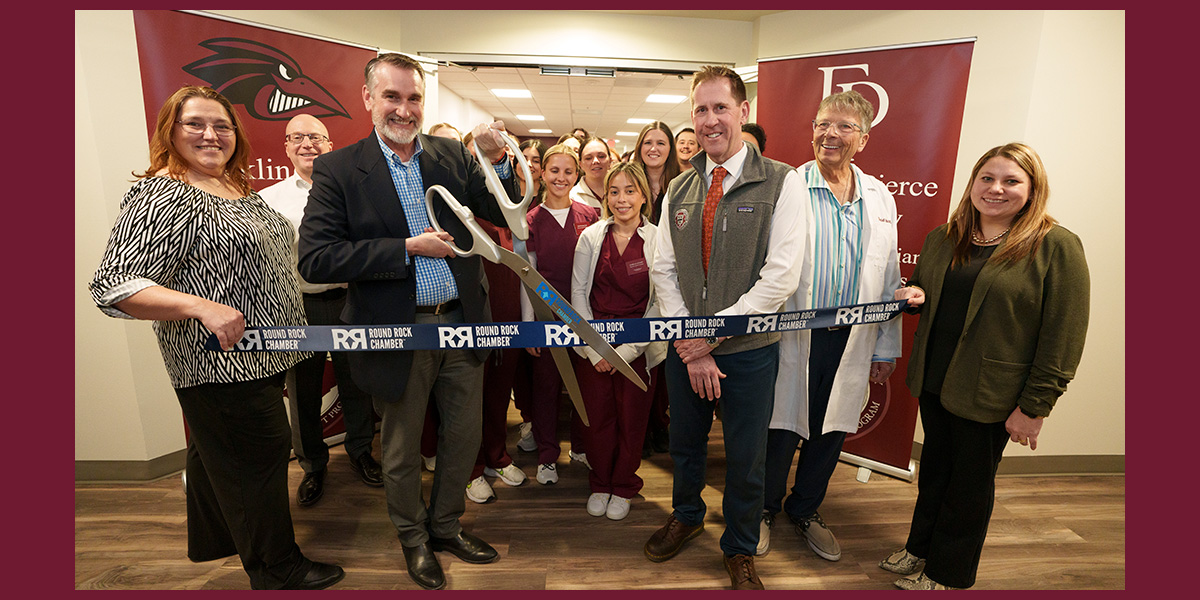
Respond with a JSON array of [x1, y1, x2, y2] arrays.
[[802, 162, 865, 309], [90, 176, 310, 388]]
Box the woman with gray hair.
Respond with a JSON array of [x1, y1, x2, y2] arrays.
[[759, 90, 904, 566]]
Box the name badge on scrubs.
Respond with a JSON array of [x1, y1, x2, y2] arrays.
[[626, 257, 648, 276]]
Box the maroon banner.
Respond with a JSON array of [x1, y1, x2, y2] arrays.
[[757, 40, 974, 473], [133, 10, 380, 444], [132, 10, 377, 191]]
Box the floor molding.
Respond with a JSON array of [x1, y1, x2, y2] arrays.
[[911, 442, 1125, 476], [75, 449, 186, 483], [76, 444, 1125, 482]]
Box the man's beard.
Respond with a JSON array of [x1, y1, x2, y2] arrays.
[[375, 114, 421, 147]]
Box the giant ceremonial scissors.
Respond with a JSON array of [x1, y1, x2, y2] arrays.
[[423, 132, 648, 425]]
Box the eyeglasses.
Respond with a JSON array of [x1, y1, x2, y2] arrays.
[[176, 120, 235, 136], [812, 120, 862, 135], [286, 133, 330, 144]]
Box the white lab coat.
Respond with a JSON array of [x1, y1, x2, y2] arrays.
[[769, 162, 903, 438], [570, 216, 667, 370]]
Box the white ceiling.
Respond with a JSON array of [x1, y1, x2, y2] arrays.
[[430, 10, 781, 152], [435, 65, 697, 151]]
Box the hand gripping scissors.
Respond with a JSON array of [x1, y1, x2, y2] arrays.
[[423, 133, 648, 426]]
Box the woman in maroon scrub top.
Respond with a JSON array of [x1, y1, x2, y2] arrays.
[[570, 162, 666, 521], [522, 144, 600, 485]]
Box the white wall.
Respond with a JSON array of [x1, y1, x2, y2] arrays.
[[434, 84, 496, 137], [757, 10, 1125, 457], [76, 11, 185, 461], [76, 9, 1123, 465]]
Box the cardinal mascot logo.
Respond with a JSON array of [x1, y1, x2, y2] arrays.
[[183, 37, 351, 121]]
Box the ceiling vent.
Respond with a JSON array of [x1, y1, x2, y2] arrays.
[[541, 66, 615, 78]]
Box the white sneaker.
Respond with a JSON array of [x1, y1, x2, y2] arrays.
[[465, 475, 494, 504], [536, 463, 558, 485], [569, 451, 592, 470], [587, 493, 611, 516], [756, 512, 774, 557], [422, 455, 436, 472], [485, 464, 527, 487], [605, 495, 631, 521], [517, 422, 537, 452]]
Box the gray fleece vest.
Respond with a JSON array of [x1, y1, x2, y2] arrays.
[[665, 145, 792, 355]]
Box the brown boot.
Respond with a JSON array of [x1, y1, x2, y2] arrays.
[[724, 553, 765, 590], [644, 514, 704, 562]]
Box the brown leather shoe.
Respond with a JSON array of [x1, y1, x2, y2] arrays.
[[724, 553, 765, 590], [644, 514, 704, 562]]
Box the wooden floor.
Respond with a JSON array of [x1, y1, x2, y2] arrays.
[[75, 405, 1125, 590]]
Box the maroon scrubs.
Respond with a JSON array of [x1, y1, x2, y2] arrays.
[[526, 202, 599, 466], [576, 228, 655, 498]]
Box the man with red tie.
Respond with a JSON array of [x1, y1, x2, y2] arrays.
[[645, 65, 806, 590]]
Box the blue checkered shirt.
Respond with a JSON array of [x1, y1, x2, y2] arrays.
[[378, 134, 513, 306]]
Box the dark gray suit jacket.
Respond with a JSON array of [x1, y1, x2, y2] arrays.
[[298, 131, 515, 399]]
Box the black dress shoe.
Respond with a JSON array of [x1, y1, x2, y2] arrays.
[[284, 560, 345, 590], [350, 453, 384, 487], [429, 530, 499, 564], [297, 470, 326, 506], [402, 542, 445, 590]]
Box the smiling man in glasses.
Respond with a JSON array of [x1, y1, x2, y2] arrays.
[[260, 114, 383, 510]]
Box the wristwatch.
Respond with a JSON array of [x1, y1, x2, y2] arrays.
[[705, 336, 721, 349]]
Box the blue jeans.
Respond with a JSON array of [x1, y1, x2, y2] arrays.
[[666, 342, 778, 557]]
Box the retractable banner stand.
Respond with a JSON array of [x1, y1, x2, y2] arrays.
[[132, 10, 377, 192], [132, 10, 380, 442], [756, 39, 974, 479]]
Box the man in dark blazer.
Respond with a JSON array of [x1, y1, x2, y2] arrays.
[[298, 52, 517, 591]]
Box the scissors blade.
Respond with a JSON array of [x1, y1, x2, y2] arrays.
[[526, 295, 589, 426], [499, 249, 648, 392]]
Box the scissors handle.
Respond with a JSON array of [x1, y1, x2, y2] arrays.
[[424, 185, 503, 264], [472, 128, 533, 240]]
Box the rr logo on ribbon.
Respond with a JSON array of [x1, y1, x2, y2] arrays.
[[438, 326, 474, 348], [544, 324, 580, 346], [747, 315, 778, 333], [835, 306, 864, 326], [236, 330, 262, 351], [650, 320, 682, 341], [332, 328, 367, 350]]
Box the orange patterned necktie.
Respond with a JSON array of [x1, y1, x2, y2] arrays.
[[701, 166, 727, 275]]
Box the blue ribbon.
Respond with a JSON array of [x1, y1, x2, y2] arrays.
[[207, 300, 906, 353]]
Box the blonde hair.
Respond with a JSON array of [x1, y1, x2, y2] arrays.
[[601, 162, 653, 221], [947, 142, 1056, 266], [540, 143, 581, 200]]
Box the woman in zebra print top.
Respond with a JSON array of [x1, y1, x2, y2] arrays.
[[88, 86, 344, 590]]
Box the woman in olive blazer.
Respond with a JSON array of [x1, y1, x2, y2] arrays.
[[879, 143, 1090, 590]]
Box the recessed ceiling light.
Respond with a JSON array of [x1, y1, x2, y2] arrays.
[[646, 94, 686, 103], [616, 131, 640, 137], [529, 129, 552, 134], [491, 89, 532, 98], [626, 118, 655, 124], [515, 115, 545, 121]]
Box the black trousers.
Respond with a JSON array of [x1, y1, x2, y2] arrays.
[[763, 327, 851, 519], [175, 373, 309, 589], [905, 391, 1011, 589], [287, 289, 376, 473]]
